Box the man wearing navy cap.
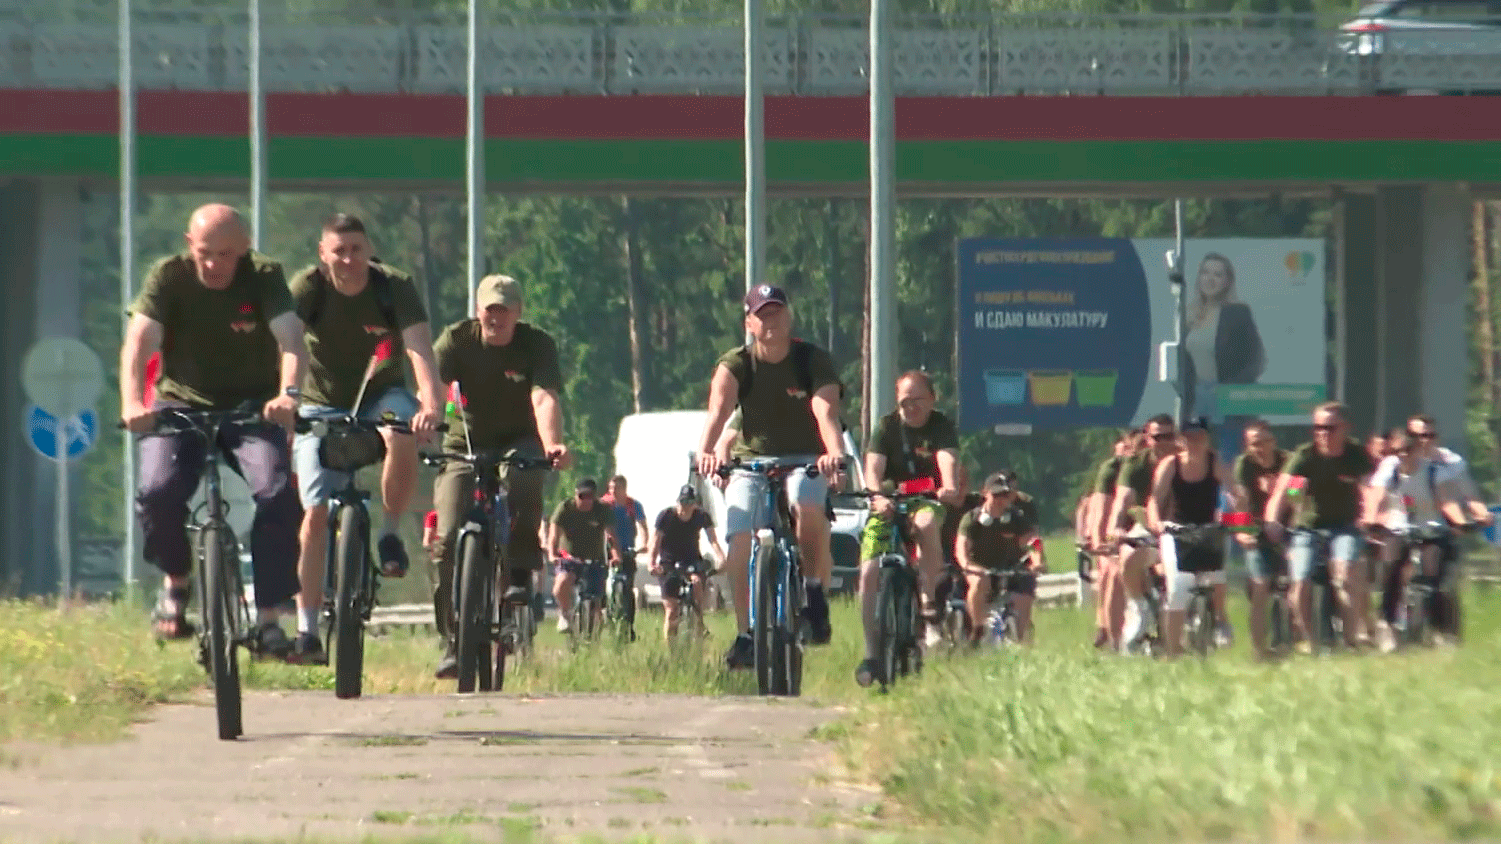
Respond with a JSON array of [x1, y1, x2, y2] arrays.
[[695, 284, 849, 670]]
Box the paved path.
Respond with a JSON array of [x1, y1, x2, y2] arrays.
[[0, 691, 885, 843]]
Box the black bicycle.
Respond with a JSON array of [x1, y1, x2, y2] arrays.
[[661, 558, 710, 643], [715, 457, 829, 697], [854, 489, 935, 692], [421, 449, 555, 693], [294, 413, 435, 699], [1288, 529, 1344, 654], [606, 550, 638, 643], [132, 403, 265, 740], [561, 555, 608, 647], [1381, 520, 1479, 648], [1110, 533, 1163, 656]]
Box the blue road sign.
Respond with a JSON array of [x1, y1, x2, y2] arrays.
[[25, 403, 98, 462]]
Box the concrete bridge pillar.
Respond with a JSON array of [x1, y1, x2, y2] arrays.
[[0, 178, 85, 595], [1340, 183, 1470, 449]]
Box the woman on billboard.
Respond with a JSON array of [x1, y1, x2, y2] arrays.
[[1183, 253, 1265, 459]]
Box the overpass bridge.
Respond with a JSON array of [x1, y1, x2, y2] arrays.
[[1, 4, 1497, 592]]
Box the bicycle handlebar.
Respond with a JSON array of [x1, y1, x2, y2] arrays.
[[710, 456, 842, 479], [420, 451, 558, 472], [120, 402, 265, 434], [294, 415, 449, 438]]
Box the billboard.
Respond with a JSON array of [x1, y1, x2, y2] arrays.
[[956, 237, 1327, 432]]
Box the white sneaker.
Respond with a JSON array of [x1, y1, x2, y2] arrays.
[[1375, 621, 1396, 653], [557, 615, 571, 633], [1216, 623, 1234, 648], [1121, 602, 1145, 649], [924, 624, 943, 651]]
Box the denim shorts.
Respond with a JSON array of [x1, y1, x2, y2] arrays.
[[723, 459, 829, 538], [293, 386, 417, 508], [1287, 527, 1363, 582]]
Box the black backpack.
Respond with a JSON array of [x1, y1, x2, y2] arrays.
[[303, 258, 398, 331]]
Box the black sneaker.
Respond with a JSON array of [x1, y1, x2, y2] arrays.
[[854, 658, 880, 688], [803, 585, 833, 646], [724, 633, 754, 670], [289, 632, 327, 666], [252, 622, 294, 661], [435, 640, 458, 679], [377, 534, 410, 578]]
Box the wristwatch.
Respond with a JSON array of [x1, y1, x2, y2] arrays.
[[283, 386, 302, 401]]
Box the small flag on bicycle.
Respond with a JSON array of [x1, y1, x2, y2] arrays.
[[1221, 511, 1257, 534], [1286, 476, 1309, 498], [446, 381, 467, 417]]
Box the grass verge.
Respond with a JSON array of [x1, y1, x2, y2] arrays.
[[833, 586, 1501, 843]]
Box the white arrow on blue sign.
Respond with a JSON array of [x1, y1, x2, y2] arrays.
[[25, 403, 98, 462]]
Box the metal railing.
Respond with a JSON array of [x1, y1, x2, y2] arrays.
[[1, 6, 1499, 96]]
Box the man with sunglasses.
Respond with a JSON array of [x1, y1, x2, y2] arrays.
[[956, 471, 1044, 645], [1263, 402, 1375, 650], [548, 478, 623, 634], [1106, 413, 1180, 650]]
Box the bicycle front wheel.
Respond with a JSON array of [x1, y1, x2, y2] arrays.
[[455, 531, 495, 694], [752, 551, 779, 696], [874, 564, 903, 691], [331, 504, 368, 700], [779, 545, 803, 698], [1267, 591, 1292, 653], [1186, 591, 1215, 656], [201, 525, 242, 740]]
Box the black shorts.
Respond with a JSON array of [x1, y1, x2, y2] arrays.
[[659, 559, 708, 601], [982, 569, 1037, 597]]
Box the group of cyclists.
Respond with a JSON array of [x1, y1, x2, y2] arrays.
[[120, 202, 1482, 693], [116, 205, 1046, 688], [1078, 404, 1492, 658]]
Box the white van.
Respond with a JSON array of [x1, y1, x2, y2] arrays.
[[611, 410, 868, 607]]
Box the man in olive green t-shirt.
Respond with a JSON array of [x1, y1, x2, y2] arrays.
[[955, 472, 1044, 645], [119, 203, 309, 659], [428, 273, 571, 679], [1105, 413, 1179, 650], [1264, 402, 1375, 649], [694, 284, 849, 671], [547, 478, 622, 635], [285, 213, 446, 664]]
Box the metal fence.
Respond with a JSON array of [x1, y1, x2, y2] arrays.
[[2, 5, 1500, 95]]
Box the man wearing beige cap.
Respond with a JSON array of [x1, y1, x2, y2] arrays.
[[429, 273, 571, 678], [696, 284, 849, 671]]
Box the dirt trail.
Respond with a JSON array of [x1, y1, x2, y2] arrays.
[[0, 690, 883, 843]]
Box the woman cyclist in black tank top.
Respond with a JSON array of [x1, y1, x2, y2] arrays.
[[1147, 418, 1233, 656]]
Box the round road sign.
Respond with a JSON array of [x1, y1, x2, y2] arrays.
[[22, 336, 106, 419]]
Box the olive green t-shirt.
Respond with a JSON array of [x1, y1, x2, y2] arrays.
[[1283, 440, 1374, 529], [130, 251, 292, 410], [433, 320, 564, 451], [1115, 450, 1162, 503], [550, 499, 614, 561], [868, 410, 959, 486], [289, 263, 428, 409], [957, 493, 1038, 570], [717, 342, 842, 458], [1092, 455, 1125, 496], [1232, 448, 1288, 518]]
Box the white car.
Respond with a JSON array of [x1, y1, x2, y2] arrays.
[[1339, 0, 1501, 93]]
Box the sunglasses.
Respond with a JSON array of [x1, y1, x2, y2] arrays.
[[1150, 432, 1176, 441], [576, 492, 595, 500], [1408, 430, 1436, 440], [1313, 424, 1338, 432]]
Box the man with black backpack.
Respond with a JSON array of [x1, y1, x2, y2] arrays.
[[695, 284, 849, 670], [286, 213, 444, 663]]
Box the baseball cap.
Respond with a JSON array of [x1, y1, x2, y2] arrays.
[[982, 471, 1015, 495], [575, 478, 598, 496], [676, 484, 699, 503], [1183, 416, 1211, 434], [743, 284, 790, 315], [476, 274, 522, 310]]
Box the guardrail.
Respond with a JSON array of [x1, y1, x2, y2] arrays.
[[2, 8, 1499, 95]]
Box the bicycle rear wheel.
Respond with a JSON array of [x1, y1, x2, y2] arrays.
[[455, 531, 494, 694], [331, 504, 368, 700], [201, 525, 242, 740]]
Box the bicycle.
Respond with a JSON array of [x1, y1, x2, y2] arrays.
[[852, 487, 936, 691], [714, 457, 831, 697], [421, 449, 555, 693], [294, 413, 430, 699], [130, 403, 266, 740], [937, 558, 972, 649], [1380, 521, 1479, 649], [661, 558, 710, 644], [1110, 533, 1163, 657], [606, 551, 638, 643], [1161, 521, 1226, 657], [559, 554, 608, 647]]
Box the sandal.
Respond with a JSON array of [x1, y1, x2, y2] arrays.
[[152, 586, 196, 641]]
